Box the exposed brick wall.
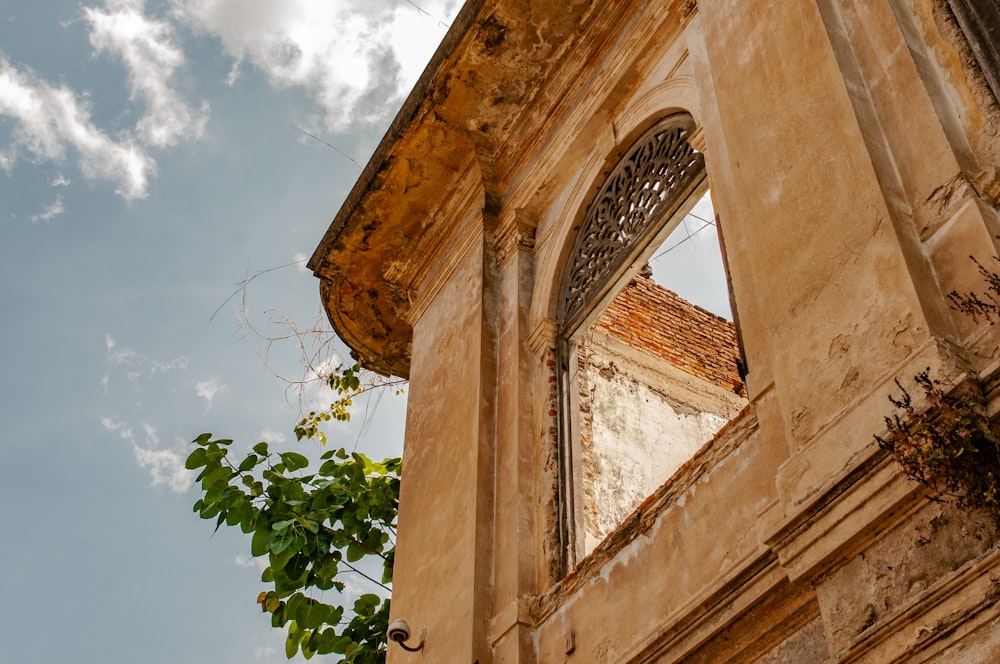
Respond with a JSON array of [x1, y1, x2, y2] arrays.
[[592, 275, 743, 393]]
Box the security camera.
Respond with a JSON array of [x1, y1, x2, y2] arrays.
[[387, 619, 424, 652], [387, 619, 411, 643]]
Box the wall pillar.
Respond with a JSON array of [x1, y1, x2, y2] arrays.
[[388, 213, 498, 664], [489, 211, 539, 664]]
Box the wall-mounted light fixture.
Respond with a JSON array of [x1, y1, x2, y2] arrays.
[[387, 619, 425, 652]]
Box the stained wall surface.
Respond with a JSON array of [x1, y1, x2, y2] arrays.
[[309, 1, 1000, 662]]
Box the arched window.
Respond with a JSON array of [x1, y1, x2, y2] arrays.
[[555, 113, 747, 569]]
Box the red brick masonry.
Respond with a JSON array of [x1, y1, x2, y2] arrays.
[[592, 275, 743, 393]]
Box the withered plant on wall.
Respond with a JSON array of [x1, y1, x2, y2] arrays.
[[876, 254, 1000, 516], [947, 255, 1000, 323], [876, 370, 1000, 513]]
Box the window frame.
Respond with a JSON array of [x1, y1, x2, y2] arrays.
[[553, 112, 717, 571]]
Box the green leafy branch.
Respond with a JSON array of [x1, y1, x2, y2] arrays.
[[186, 434, 400, 662], [295, 363, 407, 445]]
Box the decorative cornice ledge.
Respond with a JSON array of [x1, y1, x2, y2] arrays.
[[686, 125, 706, 153], [529, 318, 558, 356], [761, 443, 925, 585]]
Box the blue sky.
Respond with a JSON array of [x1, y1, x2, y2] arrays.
[[0, 2, 731, 662], [0, 1, 455, 661]]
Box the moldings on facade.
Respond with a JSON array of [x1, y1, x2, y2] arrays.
[[310, 1, 1000, 662], [528, 318, 558, 357], [494, 208, 536, 269]]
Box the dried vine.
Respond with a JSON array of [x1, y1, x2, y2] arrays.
[[876, 369, 1000, 512], [876, 254, 1000, 514]]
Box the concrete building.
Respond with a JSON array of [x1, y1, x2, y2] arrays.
[[309, 1, 1000, 661]]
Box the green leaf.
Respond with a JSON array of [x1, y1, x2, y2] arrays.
[[346, 542, 366, 563], [354, 594, 380, 618], [251, 528, 267, 557], [281, 452, 310, 472], [296, 597, 330, 630], [185, 447, 208, 469], [285, 632, 300, 659], [237, 454, 258, 472], [252, 442, 269, 456], [270, 535, 302, 572]]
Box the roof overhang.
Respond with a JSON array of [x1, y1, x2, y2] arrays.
[[308, 0, 659, 377]]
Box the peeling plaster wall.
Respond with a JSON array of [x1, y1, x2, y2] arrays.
[[580, 342, 731, 548], [312, 1, 1000, 663], [575, 276, 747, 548]]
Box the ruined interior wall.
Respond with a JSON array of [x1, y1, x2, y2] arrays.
[[532, 409, 793, 663], [578, 337, 731, 548], [575, 277, 747, 548]]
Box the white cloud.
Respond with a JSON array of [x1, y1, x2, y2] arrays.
[[195, 377, 223, 410], [234, 554, 268, 570], [0, 1, 209, 201], [85, 0, 208, 148], [170, 0, 458, 132], [258, 429, 286, 444], [104, 333, 189, 383], [254, 646, 278, 660], [0, 56, 153, 199], [31, 196, 64, 222], [51, 173, 71, 187], [102, 418, 195, 492]]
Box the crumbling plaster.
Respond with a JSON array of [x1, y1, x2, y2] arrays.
[[310, 1, 1000, 662]]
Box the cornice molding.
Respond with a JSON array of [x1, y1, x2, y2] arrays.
[[529, 318, 559, 356], [495, 208, 536, 269]]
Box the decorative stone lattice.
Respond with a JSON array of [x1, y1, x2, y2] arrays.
[[558, 114, 705, 331]]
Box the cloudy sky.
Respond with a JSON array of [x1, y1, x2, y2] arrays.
[[0, 1, 457, 662], [0, 2, 730, 662]]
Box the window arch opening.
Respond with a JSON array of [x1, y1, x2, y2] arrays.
[[556, 115, 748, 565]]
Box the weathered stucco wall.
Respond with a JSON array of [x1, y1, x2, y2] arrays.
[[580, 340, 731, 548], [391, 215, 496, 664], [310, 0, 1000, 662]]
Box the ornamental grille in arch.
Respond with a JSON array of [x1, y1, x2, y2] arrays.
[[557, 114, 748, 559]]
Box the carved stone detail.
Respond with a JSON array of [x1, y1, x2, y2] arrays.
[[557, 114, 705, 331], [495, 209, 537, 268]]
